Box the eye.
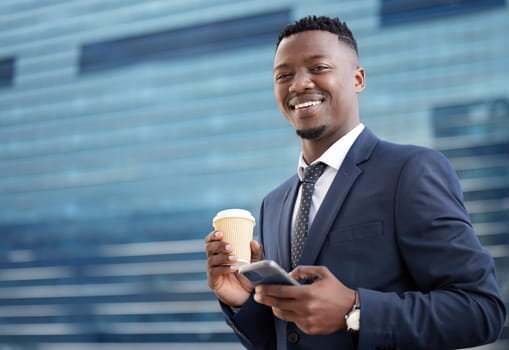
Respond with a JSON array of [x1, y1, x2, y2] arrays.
[[310, 64, 330, 72], [275, 72, 293, 82]]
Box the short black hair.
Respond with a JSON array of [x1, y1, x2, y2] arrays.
[[276, 15, 358, 56]]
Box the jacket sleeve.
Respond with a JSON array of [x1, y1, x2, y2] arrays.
[[219, 291, 277, 349], [358, 149, 506, 349]]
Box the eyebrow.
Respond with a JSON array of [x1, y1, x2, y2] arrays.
[[273, 54, 330, 72]]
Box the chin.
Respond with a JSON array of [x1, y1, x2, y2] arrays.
[[296, 126, 326, 140]]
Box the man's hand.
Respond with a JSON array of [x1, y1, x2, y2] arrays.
[[253, 265, 356, 335], [205, 231, 263, 307]]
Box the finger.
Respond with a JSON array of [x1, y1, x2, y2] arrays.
[[254, 289, 283, 306], [272, 306, 298, 322], [205, 230, 223, 243], [207, 263, 238, 280], [207, 250, 237, 268], [204, 231, 223, 257], [255, 289, 300, 310], [256, 284, 300, 299], [205, 239, 233, 258]]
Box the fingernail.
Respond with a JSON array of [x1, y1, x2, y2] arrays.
[[228, 255, 236, 261], [214, 231, 221, 237], [225, 244, 232, 252]]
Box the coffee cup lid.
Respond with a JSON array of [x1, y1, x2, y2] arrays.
[[213, 209, 255, 225]]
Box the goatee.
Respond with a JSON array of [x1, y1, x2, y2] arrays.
[[296, 126, 326, 140]]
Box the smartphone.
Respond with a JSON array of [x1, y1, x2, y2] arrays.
[[239, 260, 300, 286]]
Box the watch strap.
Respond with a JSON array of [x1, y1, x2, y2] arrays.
[[345, 290, 360, 332]]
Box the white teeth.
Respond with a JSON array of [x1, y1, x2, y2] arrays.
[[294, 100, 322, 110]]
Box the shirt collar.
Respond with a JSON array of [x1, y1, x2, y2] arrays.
[[297, 123, 365, 180]]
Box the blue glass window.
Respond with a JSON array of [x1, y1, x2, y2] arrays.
[[0, 57, 15, 88], [380, 0, 507, 26], [79, 9, 290, 73]]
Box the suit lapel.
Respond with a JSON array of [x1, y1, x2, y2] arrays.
[[277, 177, 299, 271], [299, 128, 378, 267]]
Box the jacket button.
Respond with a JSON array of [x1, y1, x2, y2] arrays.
[[287, 332, 299, 344]]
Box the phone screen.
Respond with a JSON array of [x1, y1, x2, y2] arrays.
[[239, 260, 300, 286]]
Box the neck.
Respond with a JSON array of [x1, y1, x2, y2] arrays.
[[301, 141, 329, 164], [300, 122, 360, 164]]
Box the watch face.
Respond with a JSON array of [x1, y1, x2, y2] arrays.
[[346, 309, 360, 331]]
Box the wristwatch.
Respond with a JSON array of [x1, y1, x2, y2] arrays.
[[345, 290, 360, 332]]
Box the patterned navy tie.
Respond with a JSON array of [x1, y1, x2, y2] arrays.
[[291, 162, 327, 268]]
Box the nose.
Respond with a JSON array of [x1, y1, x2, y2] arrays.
[[289, 71, 314, 93]]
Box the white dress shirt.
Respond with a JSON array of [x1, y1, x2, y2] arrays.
[[291, 123, 365, 234]]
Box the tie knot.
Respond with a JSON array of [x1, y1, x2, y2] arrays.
[[302, 162, 327, 185]]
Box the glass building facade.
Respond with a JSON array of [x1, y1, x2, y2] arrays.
[[0, 0, 507, 349]]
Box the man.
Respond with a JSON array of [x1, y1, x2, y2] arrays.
[[205, 15, 506, 349]]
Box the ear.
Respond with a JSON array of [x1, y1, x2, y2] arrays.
[[354, 66, 365, 93]]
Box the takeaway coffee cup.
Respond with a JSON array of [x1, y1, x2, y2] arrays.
[[212, 209, 256, 266]]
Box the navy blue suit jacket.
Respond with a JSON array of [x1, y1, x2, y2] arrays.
[[222, 128, 505, 349]]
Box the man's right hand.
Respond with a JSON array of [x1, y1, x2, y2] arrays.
[[205, 231, 263, 307]]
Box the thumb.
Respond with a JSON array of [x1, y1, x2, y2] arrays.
[[250, 240, 263, 262], [290, 265, 329, 282]]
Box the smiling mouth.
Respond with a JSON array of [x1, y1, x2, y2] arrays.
[[291, 100, 323, 110]]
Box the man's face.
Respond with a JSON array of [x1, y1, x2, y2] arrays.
[[273, 30, 365, 143]]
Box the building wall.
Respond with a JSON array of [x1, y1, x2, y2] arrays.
[[0, 0, 507, 349]]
